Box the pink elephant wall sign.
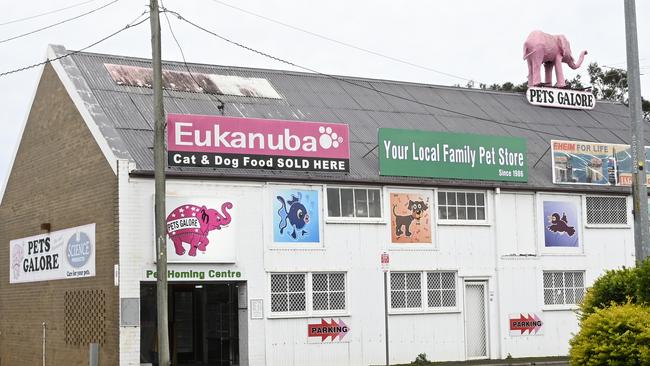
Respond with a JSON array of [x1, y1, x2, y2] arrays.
[[524, 30, 587, 88], [164, 196, 236, 263]]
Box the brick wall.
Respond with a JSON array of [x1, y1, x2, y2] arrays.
[[0, 64, 119, 365]]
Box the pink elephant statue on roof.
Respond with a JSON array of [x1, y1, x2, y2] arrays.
[[523, 30, 588, 88]]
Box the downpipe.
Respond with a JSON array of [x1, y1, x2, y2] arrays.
[[42, 322, 46, 366]]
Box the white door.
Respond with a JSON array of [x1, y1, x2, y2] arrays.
[[464, 280, 489, 359]]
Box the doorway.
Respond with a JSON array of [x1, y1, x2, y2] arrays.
[[140, 283, 240, 366], [463, 280, 489, 360]]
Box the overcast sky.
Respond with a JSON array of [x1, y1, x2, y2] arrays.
[[0, 0, 648, 186]]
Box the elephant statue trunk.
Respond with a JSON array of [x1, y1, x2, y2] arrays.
[[567, 50, 588, 70], [524, 30, 588, 88]]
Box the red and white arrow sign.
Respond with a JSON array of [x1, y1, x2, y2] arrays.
[[509, 313, 543, 335], [307, 318, 350, 341]]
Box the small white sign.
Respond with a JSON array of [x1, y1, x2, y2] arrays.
[[381, 252, 390, 272], [10, 224, 96, 284], [526, 87, 595, 110], [250, 299, 264, 319]]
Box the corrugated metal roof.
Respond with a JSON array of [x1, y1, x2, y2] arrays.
[[54, 45, 641, 192]]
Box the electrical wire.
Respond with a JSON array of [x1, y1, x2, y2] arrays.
[[0, 0, 101, 27], [0, 13, 149, 78], [207, 0, 478, 85], [0, 0, 119, 45], [160, 0, 225, 112], [162, 8, 599, 140]]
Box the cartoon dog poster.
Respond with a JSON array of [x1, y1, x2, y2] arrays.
[[273, 188, 321, 243], [390, 192, 432, 244], [543, 201, 579, 247]]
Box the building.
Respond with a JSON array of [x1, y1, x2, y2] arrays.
[[0, 44, 641, 366]]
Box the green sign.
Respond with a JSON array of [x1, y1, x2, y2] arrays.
[[379, 128, 528, 182]]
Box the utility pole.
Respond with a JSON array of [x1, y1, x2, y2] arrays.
[[150, 0, 170, 365], [624, 0, 650, 261]]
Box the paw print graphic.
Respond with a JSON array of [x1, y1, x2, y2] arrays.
[[318, 126, 343, 149]]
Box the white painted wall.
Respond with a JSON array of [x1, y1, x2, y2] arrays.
[[118, 178, 634, 366]]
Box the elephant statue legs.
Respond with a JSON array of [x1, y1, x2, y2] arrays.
[[524, 30, 587, 88]]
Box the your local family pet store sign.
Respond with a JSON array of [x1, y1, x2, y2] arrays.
[[10, 224, 96, 284], [379, 128, 528, 182], [167, 114, 350, 172]]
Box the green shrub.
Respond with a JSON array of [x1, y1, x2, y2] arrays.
[[579, 266, 637, 318], [635, 258, 650, 305], [411, 353, 431, 366], [569, 303, 650, 365]]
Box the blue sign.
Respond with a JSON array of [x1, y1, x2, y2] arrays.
[[66, 232, 93, 268], [543, 201, 579, 247], [273, 189, 320, 243]]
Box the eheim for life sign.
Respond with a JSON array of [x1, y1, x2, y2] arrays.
[[379, 128, 528, 182]]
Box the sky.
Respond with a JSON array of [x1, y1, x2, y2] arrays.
[[0, 0, 648, 186]]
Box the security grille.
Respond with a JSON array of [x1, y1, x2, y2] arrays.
[[64, 289, 106, 345], [312, 273, 346, 311], [270, 273, 306, 313], [427, 272, 457, 308], [465, 282, 488, 358], [390, 272, 422, 309], [438, 191, 486, 221], [543, 271, 585, 305], [585, 196, 627, 225]]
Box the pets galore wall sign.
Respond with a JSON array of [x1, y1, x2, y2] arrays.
[[273, 188, 321, 244], [164, 196, 236, 263], [390, 192, 432, 244], [543, 201, 579, 247], [167, 114, 350, 172], [10, 224, 96, 284]]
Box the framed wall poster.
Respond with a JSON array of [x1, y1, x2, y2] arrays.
[[271, 186, 322, 245], [162, 196, 237, 263], [543, 200, 579, 247], [389, 190, 433, 245]]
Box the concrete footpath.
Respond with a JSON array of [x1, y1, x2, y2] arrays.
[[385, 356, 569, 366]]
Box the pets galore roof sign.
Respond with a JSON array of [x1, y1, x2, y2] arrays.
[[167, 114, 350, 173], [526, 87, 595, 110], [379, 128, 528, 182], [10, 224, 96, 284]]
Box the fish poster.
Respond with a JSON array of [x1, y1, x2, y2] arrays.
[[543, 201, 579, 247], [390, 192, 432, 244], [273, 189, 321, 243]]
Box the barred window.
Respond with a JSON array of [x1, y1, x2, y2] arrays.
[[543, 271, 585, 305], [390, 272, 422, 309], [270, 273, 306, 313], [438, 191, 486, 221], [427, 272, 457, 308], [312, 273, 346, 311], [585, 196, 627, 225], [327, 187, 382, 218]]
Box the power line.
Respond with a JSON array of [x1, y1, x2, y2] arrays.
[[0, 13, 149, 78], [160, 0, 224, 111], [0, 0, 101, 27], [207, 0, 478, 84], [0, 0, 119, 45], [161, 8, 589, 140]]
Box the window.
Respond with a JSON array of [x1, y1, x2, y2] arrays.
[[270, 272, 347, 315], [312, 273, 346, 311], [390, 271, 457, 311], [391, 272, 422, 309], [585, 196, 627, 225], [270, 273, 306, 313], [543, 271, 585, 305], [427, 272, 457, 308], [438, 191, 486, 221], [327, 187, 381, 218]]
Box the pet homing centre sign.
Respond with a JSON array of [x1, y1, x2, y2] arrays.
[[379, 128, 528, 182]]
